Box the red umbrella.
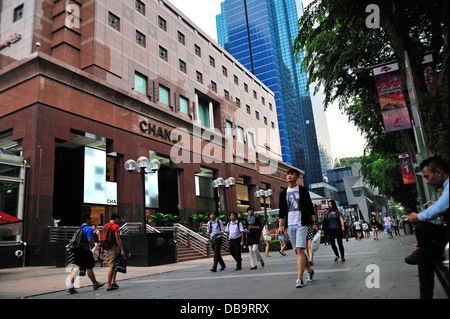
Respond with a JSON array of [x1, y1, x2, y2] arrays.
[[0, 211, 22, 225]]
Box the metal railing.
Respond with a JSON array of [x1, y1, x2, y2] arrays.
[[49, 222, 228, 261]]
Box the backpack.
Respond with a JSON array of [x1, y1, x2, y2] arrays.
[[66, 225, 89, 253], [99, 222, 115, 250]]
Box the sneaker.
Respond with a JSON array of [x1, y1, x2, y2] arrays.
[[66, 287, 78, 294], [93, 281, 105, 290], [295, 278, 304, 288], [306, 269, 314, 281]]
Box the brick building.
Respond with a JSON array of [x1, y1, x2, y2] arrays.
[[0, 0, 303, 244]]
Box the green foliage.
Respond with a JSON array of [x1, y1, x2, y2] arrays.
[[149, 213, 180, 226]]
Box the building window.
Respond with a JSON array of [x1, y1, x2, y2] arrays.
[[269, 102, 273, 111], [225, 120, 233, 135], [194, 44, 201, 57], [264, 116, 268, 125], [198, 102, 210, 128], [179, 59, 186, 73], [158, 16, 167, 31], [222, 66, 227, 77], [234, 75, 239, 85], [134, 72, 147, 95], [271, 121, 275, 129], [246, 105, 251, 115], [135, 0, 145, 15], [237, 126, 244, 142], [159, 85, 169, 106], [224, 90, 229, 101], [209, 56, 215, 67], [14, 4, 24, 22], [255, 110, 260, 120], [261, 96, 265, 105], [248, 132, 255, 147], [136, 30, 146, 47], [178, 31, 185, 45], [244, 83, 248, 92], [253, 90, 257, 99], [108, 12, 120, 31], [196, 71, 203, 84], [236, 98, 241, 108], [211, 81, 217, 93], [179, 95, 189, 114], [159, 46, 168, 61]]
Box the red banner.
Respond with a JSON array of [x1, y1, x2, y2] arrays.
[[373, 63, 412, 132], [398, 154, 415, 185]]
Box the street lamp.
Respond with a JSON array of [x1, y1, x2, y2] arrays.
[[125, 156, 161, 233], [212, 177, 235, 221], [254, 189, 273, 221]]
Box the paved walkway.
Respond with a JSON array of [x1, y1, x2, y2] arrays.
[[0, 232, 447, 299]]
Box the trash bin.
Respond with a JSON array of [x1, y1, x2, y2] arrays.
[[403, 221, 413, 235]]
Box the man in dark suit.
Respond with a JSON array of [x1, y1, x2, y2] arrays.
[[278, 168, 318, 288]]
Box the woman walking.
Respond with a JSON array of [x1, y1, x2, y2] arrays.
[[262, 221, 272, 257], [324, 200, 346, 262]]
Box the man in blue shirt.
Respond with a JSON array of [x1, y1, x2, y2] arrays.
[[66, 213, 105, 294], [408, 156, 449, 299]]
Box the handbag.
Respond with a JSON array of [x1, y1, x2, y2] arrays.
[[311, 230, 322, 252], [114, 254, 127, 274]]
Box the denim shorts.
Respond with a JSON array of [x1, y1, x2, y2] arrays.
[[287, 224, 308, 249]]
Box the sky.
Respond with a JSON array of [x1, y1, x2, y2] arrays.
[[168, 0, 366, 160]]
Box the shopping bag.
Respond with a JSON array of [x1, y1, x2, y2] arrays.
[[114, 254, 127, 274], [311, 230, 322, 252]]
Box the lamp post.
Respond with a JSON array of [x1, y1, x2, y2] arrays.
[[254, 189, 273, 221], [212, 177, 235, 222], [124, 156, 161, 233]]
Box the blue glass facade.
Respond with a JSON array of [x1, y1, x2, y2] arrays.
[[217, 0, 332, 187]]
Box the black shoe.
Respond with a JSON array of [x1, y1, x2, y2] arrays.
[[235, 265, 242, 270], [250, 266, 257, 270], [210, 268, 217, 272], [404, 252, 418, 265]]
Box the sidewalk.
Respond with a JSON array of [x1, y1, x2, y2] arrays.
[[1, 233, 448, 299], [0, 253, 237, 299]]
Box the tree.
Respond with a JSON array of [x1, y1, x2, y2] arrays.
[[293, 0, 448, 160], [293, 0, 448, 209]]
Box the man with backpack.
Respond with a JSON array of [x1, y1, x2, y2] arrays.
[[66, 213, 105, 294], [207, 212, 226, 272], [225, 212, 244, 270], [101, 213, 125, 291]]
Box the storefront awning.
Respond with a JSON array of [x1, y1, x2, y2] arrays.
[[0, 211, 22, 225]]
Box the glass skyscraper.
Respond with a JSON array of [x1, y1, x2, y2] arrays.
[[217, 0, 333, 187]]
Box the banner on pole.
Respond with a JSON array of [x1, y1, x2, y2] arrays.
[[398, 153, 416, 185], [373, 63, 412, 132]]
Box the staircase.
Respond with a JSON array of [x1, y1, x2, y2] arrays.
[[157, 223, 229, 263]]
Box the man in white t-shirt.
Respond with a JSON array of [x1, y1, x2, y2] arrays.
[[353, 220, 362, 240], [383, 213, 393, 239], [278, 169, 318, 288]]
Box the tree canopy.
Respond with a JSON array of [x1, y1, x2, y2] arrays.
[[293, 0, 448, 209]]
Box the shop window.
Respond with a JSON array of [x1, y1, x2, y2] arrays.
[[106, 156, 117, 182]]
